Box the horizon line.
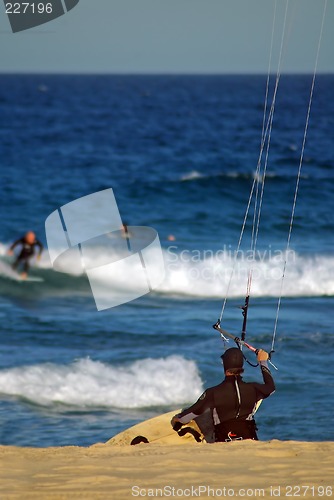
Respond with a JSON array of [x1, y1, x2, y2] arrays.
[[0, 71, 333, 76]]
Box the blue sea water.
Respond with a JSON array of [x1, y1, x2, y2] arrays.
[[0, 74, 333, 447]]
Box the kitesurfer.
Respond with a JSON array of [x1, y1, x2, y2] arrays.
[[171, 347, 275, 441], [8, 231, 43, 279], [121, 223, 132, 238]]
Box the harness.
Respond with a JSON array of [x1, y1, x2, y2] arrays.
[[215, 419, 258, 442]]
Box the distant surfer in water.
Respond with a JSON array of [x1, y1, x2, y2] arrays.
[[8, 231, 43, 279], [171, 347, 275, 442], [121, 222, 133, 239]]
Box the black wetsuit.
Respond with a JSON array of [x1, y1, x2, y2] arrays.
[[10, 237, 43, 273], [176, 361, 275, 442]]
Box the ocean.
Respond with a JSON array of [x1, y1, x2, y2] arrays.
[[0, 74, 333, 447]]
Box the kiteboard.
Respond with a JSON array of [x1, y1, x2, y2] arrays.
[[106, 398, 262, 446], [106, 409, 215, 446]]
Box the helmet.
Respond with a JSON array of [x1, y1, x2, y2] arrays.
[[221, 347, 244, 371]]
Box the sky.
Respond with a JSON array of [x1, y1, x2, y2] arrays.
[[0, 0, 333, 74]]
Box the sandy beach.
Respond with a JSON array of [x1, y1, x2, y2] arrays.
[[0, 440, 333, 499]]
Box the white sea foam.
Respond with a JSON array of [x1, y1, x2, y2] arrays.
[[0, 356, 203, 408], [180, 170, 206, 181], [179, 170, 281, 182], [2, 242, 333, 298], [161, 248, 334, 298]]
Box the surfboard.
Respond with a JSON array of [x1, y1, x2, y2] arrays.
[[0, 260, 43, 282], [106, 409, 215, 446], [20, 276, 44, 282], [106, 399, 262, 446]]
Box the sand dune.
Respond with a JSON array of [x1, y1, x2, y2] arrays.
[[0, 440, 333, 499]]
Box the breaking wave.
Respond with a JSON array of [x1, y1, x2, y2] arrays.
[[0, 356, 203, 409], [1, 243, 333, 299]]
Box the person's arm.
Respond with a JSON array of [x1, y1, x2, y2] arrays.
[[171, 389, 213, 427], [35, 239, 44, 258], [254, 349, 275, 398], [8, 238, 23, 255]]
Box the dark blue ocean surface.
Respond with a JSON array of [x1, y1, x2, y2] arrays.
[[0, 74, 333, 447]]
